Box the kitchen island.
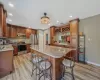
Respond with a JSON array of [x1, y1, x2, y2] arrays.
[[31, 45, 76, 80]]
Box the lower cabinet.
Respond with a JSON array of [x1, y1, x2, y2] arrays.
[[26, 44, 31, 53], [0, 50, 14, 78], [13, 46, 18, 56]]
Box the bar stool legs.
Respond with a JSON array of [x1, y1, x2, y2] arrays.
[[71, 67, 75, 80]]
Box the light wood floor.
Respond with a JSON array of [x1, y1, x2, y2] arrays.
[[0, 53, 100, 80]]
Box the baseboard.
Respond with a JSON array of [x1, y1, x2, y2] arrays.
[[86, 61, 100, 66]]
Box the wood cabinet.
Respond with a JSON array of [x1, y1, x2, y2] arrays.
[[6, 24, 11, 38], [10, 26, 17, 38], [6, 23, 37, 38], [3, 10, 7, 37], [61, 26, 70, 32], [17, 27, 21, 33], [0, 50, 14, 78], [21, 28, 26, 34], [0, 3, 7, 37], [50, 26, 56, 44], [13, 46, 18, 56], [0, 3, 4, 37], [26, 44, 31, 53], [17, 27, 26, 34], [69, 19, 79, 61], [55, 27, 61, 32]]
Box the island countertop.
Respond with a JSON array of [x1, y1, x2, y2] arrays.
[[30, 45, 76, 58]]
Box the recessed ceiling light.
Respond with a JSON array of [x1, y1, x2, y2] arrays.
[[8, 13, 13, 16], [8, 19, 12, 22], [69, 15, 72, 18], [8, 2, 14, 7], [57, 20, 59, 23]]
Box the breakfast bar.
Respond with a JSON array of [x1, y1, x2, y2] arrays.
[[31, 45, 75, 80]]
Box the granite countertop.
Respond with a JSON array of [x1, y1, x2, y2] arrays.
[[30, 45, 76, 58], [0, 45, 14, 52]]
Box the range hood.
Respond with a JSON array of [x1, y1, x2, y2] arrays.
[[17, 33, 26, 38]]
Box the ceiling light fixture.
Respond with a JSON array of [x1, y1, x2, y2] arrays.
[[69, 15, 72, 18], [8, 2, 14, 7], [41, 13, 50, 24], [8, 19, 12, 22], [57, 20, 59, 23], [8, 13, 13, 16]]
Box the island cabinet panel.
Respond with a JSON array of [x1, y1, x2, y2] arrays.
[[0, 4, 4, 37], [50, 26, 56, 44]]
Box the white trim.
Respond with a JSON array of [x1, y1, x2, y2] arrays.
[[86, 61, 100, 66]]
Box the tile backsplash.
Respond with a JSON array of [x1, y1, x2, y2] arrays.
[[9, 38, 31, 44]]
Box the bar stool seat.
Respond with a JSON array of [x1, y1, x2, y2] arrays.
[[32, 57, 43, 63], [39, 61, 51, 70], [62, 59, 74, 67]]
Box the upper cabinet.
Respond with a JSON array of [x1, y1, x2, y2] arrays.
[[50, 26, 56, 44], [11, 26, 17, 38], [6, 24, 11, 38], [69, 19, 79, 47], [0, 3, 7, 37], [17, 27, 26, 34], [50, 19, 79, 45], [6, 24, 37, 38], [3, 10, 7, 37]]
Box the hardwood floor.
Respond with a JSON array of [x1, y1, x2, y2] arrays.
[[0, 53, 100, 80]]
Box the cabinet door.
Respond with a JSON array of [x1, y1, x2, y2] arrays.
[[13, 46, 18, 56], [17, 27, 21, 33], [6, 25, 11, 38], [50, 26, 55, 44], [11, 26, 17, 38], [0, 5, 3, 37], [22, 28, 26, 34], [3, 10, 7, 37], [26, 44, 31, 53]]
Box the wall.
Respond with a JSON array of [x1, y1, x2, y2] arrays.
[[79, 14, 100, 66], [38, 30, 44, 47], [9, 38, 31, 44]]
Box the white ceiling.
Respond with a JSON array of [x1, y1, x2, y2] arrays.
[[0, 0, 100, 29]]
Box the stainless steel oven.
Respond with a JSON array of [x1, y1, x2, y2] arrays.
[[18, 44, 27, 54]]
